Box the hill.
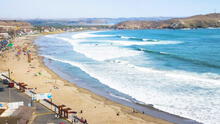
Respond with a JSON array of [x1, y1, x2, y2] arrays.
[[115, 13, 220, 29], [0, 20, 32, 32], [0, 20, 32, 29], [0, 20, 33, 39]]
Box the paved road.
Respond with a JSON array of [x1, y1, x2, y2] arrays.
[[0, 82, 70, 124]]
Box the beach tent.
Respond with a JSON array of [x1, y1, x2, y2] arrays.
[[1, 40, 8, 47], [7, 43, 14, 47], [2, 40, 8, 45], [0, 40, 9, 51]]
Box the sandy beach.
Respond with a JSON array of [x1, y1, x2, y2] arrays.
[[0, 34, 172, 124]]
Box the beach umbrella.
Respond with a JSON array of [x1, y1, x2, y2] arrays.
[[7, 43, 14, 47], [2, 40, 8, 46]]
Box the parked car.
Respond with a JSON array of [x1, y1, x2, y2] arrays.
[[0, 86, 4, 91], [0, 79, 4, 91], [2, 79, 9, 85]]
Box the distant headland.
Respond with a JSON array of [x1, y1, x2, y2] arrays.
[[115, 13, 220, 29]]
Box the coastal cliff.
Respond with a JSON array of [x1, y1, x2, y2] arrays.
[[115, 13, 220, 29]]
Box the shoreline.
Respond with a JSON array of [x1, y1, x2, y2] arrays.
[[39, 31, 201, 124], [42, 54, 200, 124], [0, 33, 198, 124], [34, 34, 172, 124]]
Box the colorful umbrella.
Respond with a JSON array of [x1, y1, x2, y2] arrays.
[[7, 43, 14, 47]]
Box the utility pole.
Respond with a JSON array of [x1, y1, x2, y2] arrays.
[[8, 69, 10, 79], [8, 69, 11, 103]]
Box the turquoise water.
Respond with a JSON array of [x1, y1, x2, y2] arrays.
[[36, 29, 220, 124]]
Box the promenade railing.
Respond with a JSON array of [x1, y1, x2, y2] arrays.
[[1, 74, 88, 124]]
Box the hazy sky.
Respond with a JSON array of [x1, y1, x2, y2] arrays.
[[1, 0, 219, 19]]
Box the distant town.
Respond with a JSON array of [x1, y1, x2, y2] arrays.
[[0, 20, 114, 41]]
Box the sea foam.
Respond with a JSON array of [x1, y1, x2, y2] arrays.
[[56, 32, 182, 61], [56, 36, 141, 61]]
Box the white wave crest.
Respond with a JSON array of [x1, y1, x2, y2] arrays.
[[72, 31, 113, 39], [56, 36, 141, 61], [105, 40, 182, 46]]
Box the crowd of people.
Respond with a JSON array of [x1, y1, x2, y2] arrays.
[[15, 45, 32, 63]]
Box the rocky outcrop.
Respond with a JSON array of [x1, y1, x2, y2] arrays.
[[115, 13, 220, 29]]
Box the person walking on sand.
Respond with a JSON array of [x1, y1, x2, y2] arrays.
[[27, 50, 32, 63]]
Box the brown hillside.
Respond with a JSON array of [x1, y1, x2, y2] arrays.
[[115, 13, 220, 29]]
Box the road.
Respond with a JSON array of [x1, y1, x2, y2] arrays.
[[0, 82, 70, 124]]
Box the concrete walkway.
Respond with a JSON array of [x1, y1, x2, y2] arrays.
[[0, 83, 70, 124]]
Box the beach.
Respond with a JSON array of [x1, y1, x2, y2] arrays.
[[0, 34, 173, 124]]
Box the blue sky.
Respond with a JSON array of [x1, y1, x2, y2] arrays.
[[0, 0, 219, 19]]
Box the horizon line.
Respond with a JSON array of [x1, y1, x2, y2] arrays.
[[0, 12, 219, 20]]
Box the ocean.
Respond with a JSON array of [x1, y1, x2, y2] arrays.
[[35, 29, 220, 124]]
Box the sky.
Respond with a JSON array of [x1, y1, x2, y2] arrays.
[[0, 0, 220, 19]]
